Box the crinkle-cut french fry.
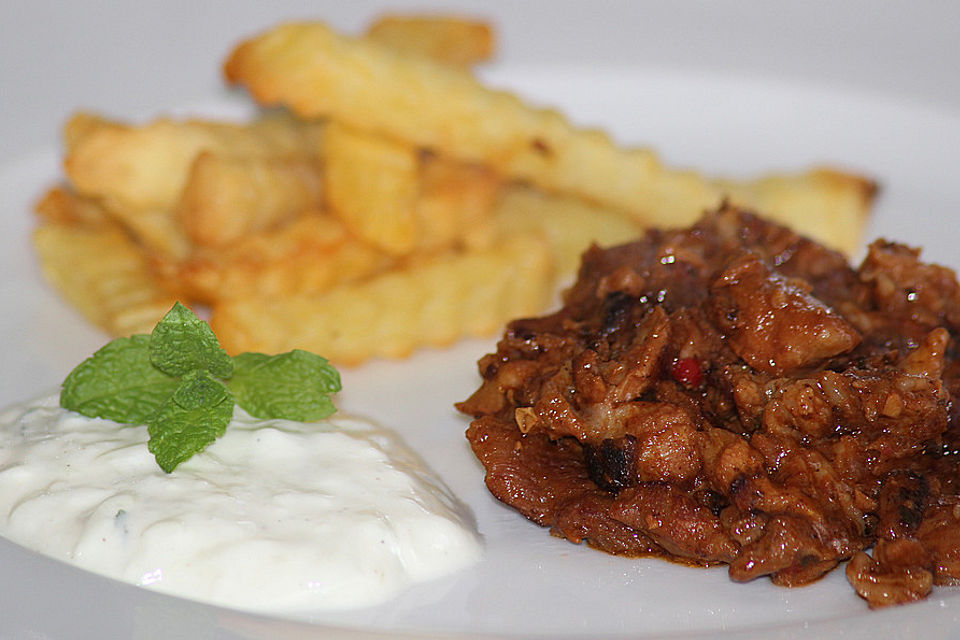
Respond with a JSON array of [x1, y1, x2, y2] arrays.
[[715, 168, 876, 257], [224, 22, 875, 251], [62, 112, 122, 155], [323, 122, 420, 256], [109, 204, 193, 261], [491, 185, 643, 278], [366, 14, 494, 68], [210, 233, 554, 365], [224, 22, 687, 216], [177, 151, 324, 247], [64, 111, 324, 260], [34, 186, 111, 227], [416, 153, 501, 252], [324, 121, 502, 256], [169, 213, 392, 304], [64, 110, 324, 213], [32, 221, 180, 337]]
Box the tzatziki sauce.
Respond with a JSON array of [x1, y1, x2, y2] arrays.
[[0, 394, 482, 613]]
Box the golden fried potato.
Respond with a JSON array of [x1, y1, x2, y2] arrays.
[[224, 22, 874, 254], [65, 111, 323, 212], [34, 17, 880, 368], [716, 168, 876, 257], [63, 111, 325, 259], [177, 151, 324, 247], [324, 122, 502, 256], [39, 180, 192, 263], [169, 213, 392, 304], [117, 206, 193, 260], [210, 233, 554, 364], [366, 14, 494, 68], [416, 153, 502, 252], [227, 22, 668, 210], [33, 221, 180, 337], [62, 112, 121, 154], [323, 122, 420, 255], [491, 185, 643, 278], [34, 186, 111, 227]]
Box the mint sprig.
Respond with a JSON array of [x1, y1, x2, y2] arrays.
[[150, 302, 234, 379], [60, 302, 342, 472], [59, 334, 180, 424], [230, 350, 340, 421], [148, 370, 234, 473]]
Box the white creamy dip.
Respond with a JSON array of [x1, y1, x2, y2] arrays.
[[0, 394, 482, 613]]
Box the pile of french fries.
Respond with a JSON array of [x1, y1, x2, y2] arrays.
[[34, 15, 876, 365]]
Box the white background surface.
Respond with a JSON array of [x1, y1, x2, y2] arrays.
[[1, 2, 960, 638]]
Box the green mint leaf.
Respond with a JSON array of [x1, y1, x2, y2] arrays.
[[60, 334, 180, 424], [229, 350, 341, 421], [150, 302, 233, 379], [147, 371, 234, 473], [61, 301, 344, 474], [172, 369, 232, 410]]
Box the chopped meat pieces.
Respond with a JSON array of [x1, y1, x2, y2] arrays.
[[709, 253, 861, 374], [457, 205, 960, 607]]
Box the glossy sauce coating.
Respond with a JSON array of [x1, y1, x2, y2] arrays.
[[459, 206, 960, 607]]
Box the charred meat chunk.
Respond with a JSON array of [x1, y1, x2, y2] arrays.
[[457, 206, 960, 607]]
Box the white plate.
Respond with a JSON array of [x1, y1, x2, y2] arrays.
[[3, 2, 960, 638]]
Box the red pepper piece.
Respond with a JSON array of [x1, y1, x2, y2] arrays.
[[671, 357, 703, 387]]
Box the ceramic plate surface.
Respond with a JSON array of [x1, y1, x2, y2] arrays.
[[2, 2, 959, 638]]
